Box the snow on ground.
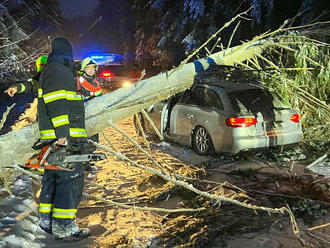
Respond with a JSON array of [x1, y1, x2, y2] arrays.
[[0, 174, 46, 248], [0, 117, 329, 247]]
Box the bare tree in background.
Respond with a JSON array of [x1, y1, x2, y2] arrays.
[[0, 0, 62, 82]]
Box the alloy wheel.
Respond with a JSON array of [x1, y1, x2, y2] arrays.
[[193, 126, 214, 155]]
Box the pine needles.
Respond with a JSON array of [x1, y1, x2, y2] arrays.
[[259, 33, 330, 151]]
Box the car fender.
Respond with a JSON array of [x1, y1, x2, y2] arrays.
[[189, 123, 214, 148]]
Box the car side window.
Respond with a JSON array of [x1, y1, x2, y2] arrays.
[[182, 87, 223, 110], [179, 90, 193, 104], [185, 87, 204, 105], [204, 88, 224, 110]]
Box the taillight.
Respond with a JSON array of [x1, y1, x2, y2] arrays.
[[225, 117, 258, 127], [290, 114, 300, 123], [100, 71, 113, 78]]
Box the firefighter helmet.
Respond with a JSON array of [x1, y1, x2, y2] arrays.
[[36, 56, 48, 72], [81, 58, 98, 71]]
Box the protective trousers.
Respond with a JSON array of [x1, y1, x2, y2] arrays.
[[38, 164, 85, 238]]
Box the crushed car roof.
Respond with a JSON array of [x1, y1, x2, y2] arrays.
[[194, 65, 266, 91]]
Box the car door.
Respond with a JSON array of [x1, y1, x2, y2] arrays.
[[169, 86, 225, 146], [145, 101, 167, 132], [168, 89, 197, 145]]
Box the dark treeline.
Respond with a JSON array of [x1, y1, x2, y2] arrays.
[[1, 0, 329, 133], [0, 0, 61, 132], [121, 0, 330, 75]]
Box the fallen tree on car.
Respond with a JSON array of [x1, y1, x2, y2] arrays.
[[0, 39, 272, 167], [0, 15, 329, 234], [1, 28, 329, 169]]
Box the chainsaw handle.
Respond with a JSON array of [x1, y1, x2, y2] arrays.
[[32, 138, 55, 150]]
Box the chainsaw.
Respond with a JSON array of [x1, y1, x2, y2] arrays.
[[25, 141, 106, 171]]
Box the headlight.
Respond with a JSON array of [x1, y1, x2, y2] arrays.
[[122, 81, 132, 88]]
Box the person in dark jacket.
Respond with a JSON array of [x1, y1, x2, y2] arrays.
[[37, 37, 90, 241], [76, 57, 102, 101]]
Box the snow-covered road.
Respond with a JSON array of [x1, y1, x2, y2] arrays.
[[1, 117, 329, 248]]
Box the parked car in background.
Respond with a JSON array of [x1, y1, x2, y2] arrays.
[[97, 64, 138, 91], [74, 54, 139, 91], [137, 67, 302, 155]]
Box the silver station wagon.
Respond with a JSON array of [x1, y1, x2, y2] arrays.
[[139, 68, 302, 155]]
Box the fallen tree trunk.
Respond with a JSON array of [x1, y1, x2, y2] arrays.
[[0, 38, 272, 168]]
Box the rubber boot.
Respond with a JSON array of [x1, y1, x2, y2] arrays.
[[54, 228, 91, 241], [38, 223, 52, 234], [38, 217, 52, 234]]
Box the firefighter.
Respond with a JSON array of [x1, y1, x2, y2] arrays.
[[37, 37, 90, 241], [2, 56, 47, 136], [76, 57, 102, 101], [76, 57, 102, 145], [4, 55, 48, 97]]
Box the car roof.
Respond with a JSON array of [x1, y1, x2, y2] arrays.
[[195, 81, 265, 93], [193, 65, 266, 93]]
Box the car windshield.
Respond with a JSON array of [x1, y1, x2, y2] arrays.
[[229, 89, 288, 114]]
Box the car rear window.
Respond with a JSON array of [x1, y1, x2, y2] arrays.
[[229, 89, 286, 113]]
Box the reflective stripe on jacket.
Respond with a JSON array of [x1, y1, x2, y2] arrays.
[[38, 62, 87, 140]]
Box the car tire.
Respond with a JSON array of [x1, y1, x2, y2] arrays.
[[192, 126, 215, 155]]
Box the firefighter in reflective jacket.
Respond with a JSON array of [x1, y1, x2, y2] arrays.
[[37, 38, 90, 241], [76, 58, 101, 145], [4, 56, 48, 97], [76, 58, 102, 101]]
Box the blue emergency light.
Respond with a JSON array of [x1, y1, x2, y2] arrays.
[[90, 55, 104, 59], [88, 53, 123, 65]]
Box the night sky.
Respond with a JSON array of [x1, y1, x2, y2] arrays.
[[58, 0, 100, 19], [57, 0, 122, 59]]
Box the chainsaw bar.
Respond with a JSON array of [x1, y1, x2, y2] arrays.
[[63, 153, 107, 163], [25, 143, 106, 171]]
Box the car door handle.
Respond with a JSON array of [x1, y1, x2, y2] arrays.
[[187, 114, 194, 119]]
